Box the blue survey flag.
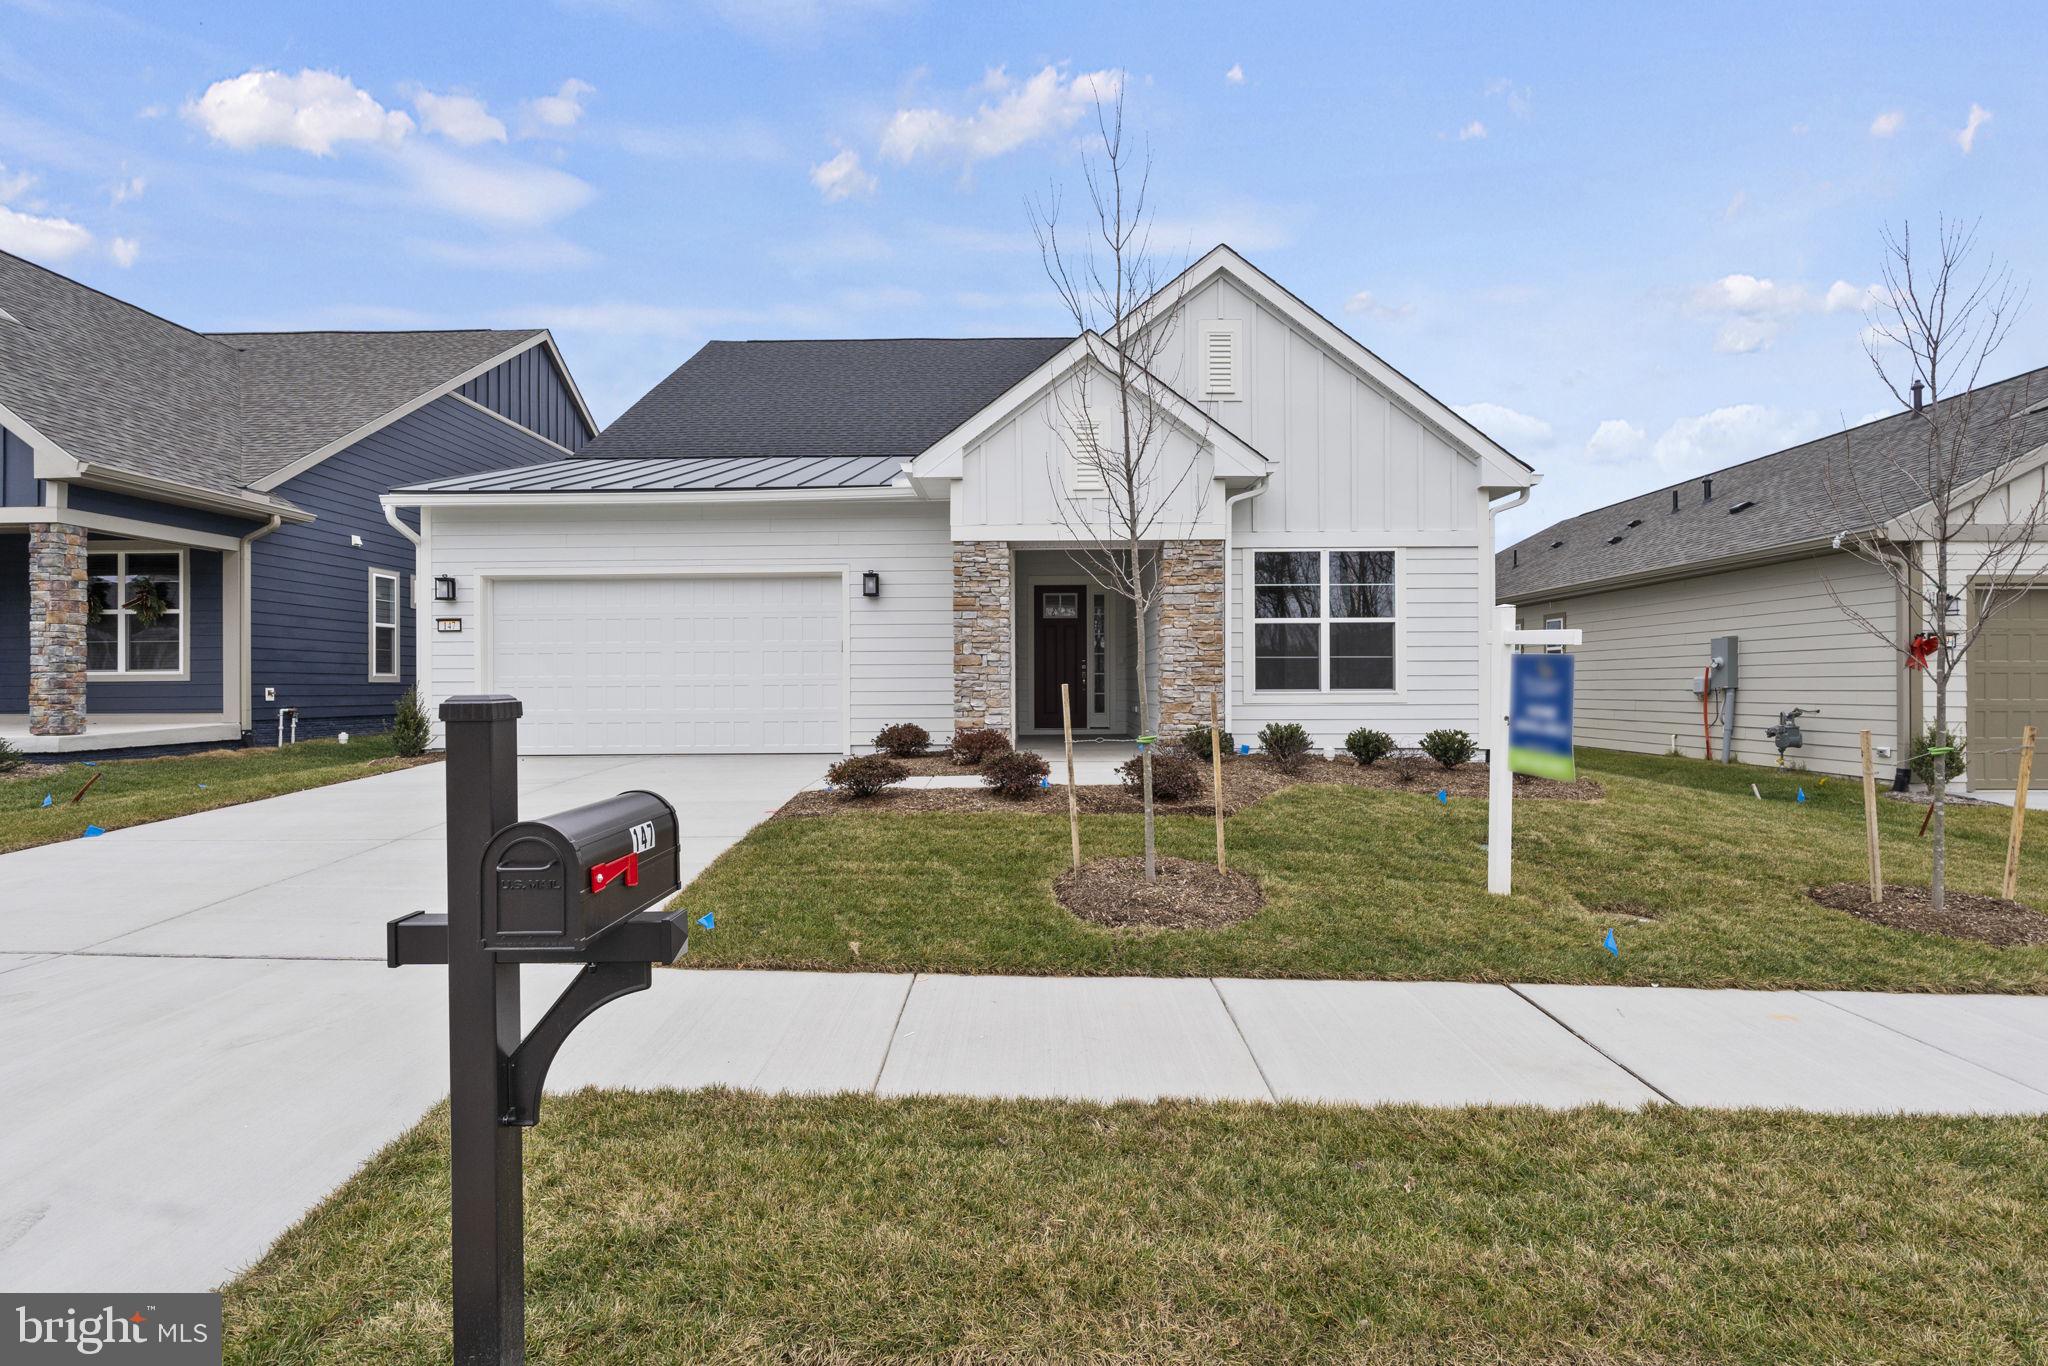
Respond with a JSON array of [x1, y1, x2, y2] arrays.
[[1796, 787, 1807, 803], [1509, 653, 1576, 780], [82, 825, 105, 838], [1436, 789, 1448, 804], [40, 793, 52, 808], [697, 912, 715, 930], [1603, 928, 1619, 956]]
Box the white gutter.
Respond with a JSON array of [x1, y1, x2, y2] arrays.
[[235, 515, 282, 735], [382, 501, 422, 547], [1221, 477, 1272, 731]]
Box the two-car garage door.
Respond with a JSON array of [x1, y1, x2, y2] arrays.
[[487, 575, 844, 753]]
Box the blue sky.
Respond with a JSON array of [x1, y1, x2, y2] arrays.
[[1, 0, 2041, 542]]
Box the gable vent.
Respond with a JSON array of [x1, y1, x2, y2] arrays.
[[1068, 419, 1107, 494], [1196, 319, 1243, 401]]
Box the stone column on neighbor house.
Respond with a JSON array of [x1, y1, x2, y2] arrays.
[[1156, 538, 1225, 734], [952, 540, 1013, 736], [28, 521, 88, 737]]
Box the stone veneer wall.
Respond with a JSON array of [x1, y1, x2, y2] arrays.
[[952, 540, 1012, 735], [28, 521, 88, 736], [1155, 538, 1224, 733]]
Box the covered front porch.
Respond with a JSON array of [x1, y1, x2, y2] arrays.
[[3, 513, 248, 755]]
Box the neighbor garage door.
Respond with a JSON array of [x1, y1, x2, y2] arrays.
[[1969, 588, 2048, 790], [487, 575, 844, 753]]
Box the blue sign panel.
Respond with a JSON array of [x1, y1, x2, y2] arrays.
[[1509, 653, 1575, 780]]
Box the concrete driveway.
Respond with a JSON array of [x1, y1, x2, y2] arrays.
[[0, 753, 820, 1292]]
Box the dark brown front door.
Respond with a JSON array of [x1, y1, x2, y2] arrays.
[[1033, 585, 1086, 729]]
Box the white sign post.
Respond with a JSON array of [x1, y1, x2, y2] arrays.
[[1488, 604, 1583, 895]]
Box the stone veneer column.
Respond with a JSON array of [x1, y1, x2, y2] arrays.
[[952, 540, 1013, 735], [1155, 538, 1225, 733], [28, 521, 88, 737]]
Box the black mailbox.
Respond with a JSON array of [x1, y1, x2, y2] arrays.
[[482, 790, 680, 953]]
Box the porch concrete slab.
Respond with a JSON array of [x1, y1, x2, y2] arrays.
[[0, 954, 448, 1293], [1810, 992, 2048, 1096], [1518, 985, 2048, 1114], [541, 969, 914, 1098], [1216, 979, 1658, 1108], [0, 836, 390, 954], [877, 974, 1271, 1103]]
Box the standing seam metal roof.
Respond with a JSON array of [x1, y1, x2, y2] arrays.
[[397, 453, 906, 494]]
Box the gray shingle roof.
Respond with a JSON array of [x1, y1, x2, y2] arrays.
[[0, 249, 545, 504], [1498, 365, 2048, 602], [398, 453, 905, 495], [580, 337, 1071, 461]]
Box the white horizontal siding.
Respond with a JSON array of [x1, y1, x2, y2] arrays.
[[1230, 542, 1485, 750], [422, 499, 953, 750], [1508, 550, 1902, 777]]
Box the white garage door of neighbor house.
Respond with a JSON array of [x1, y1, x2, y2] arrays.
[[488, 575, 845, 753]]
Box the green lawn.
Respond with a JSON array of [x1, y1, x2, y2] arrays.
[[0, 736, 430, 852], [673, 748, 2048, 992], [223, 1089, 2048, 1364]]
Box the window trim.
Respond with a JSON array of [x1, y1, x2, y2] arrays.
[[1543, 612, 1567, 655], [368, 567, 402, 683], [1248, 548, 1400, 696], [84, 546, 189, 682], [1196, 317, 1245, 402]]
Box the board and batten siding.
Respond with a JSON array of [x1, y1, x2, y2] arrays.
[[458, 345, 591, 452], [252, 393, 569, 741], [1507, 550, 1902, 777], [422, 498, 955, 750]]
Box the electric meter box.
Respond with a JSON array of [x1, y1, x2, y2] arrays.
[[1707, 636, 1738, 690]]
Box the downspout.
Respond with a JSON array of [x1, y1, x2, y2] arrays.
[[237, 515, 282, 737], [382, 500, 422, 548], [1484, 487, 1532, 748], [1221, 477, 1271, 732]]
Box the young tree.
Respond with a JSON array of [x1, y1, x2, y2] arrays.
[[1030, 86, 1208, 880], [1824, 219, 2041, 910]]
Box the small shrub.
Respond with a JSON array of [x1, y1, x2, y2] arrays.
[[948, 726, 1013, 766], [1419, 728, 1477, 769], [0, 736, 23, 774], [1178, 724, 1234, 763], [872, 722, 931, 757], [1344, 727, 1395, 766], [1910, 725, 1967, 787], [391, 688, 432, 758], [826, 754, 908, 798], [1119, 751, 1204, 802], [1259, 722, 1314, 768], [1387, 754, 1429, 785], [982, 749, 1050, 799]]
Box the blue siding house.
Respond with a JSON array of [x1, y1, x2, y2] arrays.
[[0, 249, 594, 753]]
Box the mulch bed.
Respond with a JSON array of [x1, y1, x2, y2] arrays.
[[1809, 882, 2048, 947], [775, 753, 1600, 821], [1054, 855, 1265, 930]]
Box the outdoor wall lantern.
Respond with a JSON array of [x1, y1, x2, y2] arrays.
[[862, 571, 881, 598], [434, 575, 458, 602]]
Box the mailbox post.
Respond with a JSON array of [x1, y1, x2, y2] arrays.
[[387, 696, 689, 1365]]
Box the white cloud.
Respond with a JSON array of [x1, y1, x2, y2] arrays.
[[524, 78, 594, 132], [0, 164, 35, 202], [1343, 290, 1411, 321], [108, 235, 139, 267], [1454, 401, 1552, 449], [413, 90, 506, 146], [1714, 317, 1778, 354], [1648, 404, 1821, 476], [1824, 279, 1883, 313], [1585, 419, 1646, 463], [809, 147, 876, 202], [1955, 102, 1992, 153], [880, 64, 1122, 166], [0, 201, 92, 261], [1692, 273, 1803, 314], [1870, 109, 1904, 138], [1455, 120, 1487, 141], [397, 144, 595, 226], [1223, 63, 1245, 86], [109, 175, 146, 204], [413, 237, 596, 270], [185, 69, 413, 155], [1688, 272, 1881, 352]]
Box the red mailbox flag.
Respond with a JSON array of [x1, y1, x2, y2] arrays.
[[588, 852, 640, 894]]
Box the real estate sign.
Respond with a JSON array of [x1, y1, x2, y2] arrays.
[[1508, 653, 1575, 781]]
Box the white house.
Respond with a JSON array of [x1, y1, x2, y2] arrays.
[[1498, 365, 2048, 792], [384, 247, 1538, 755]]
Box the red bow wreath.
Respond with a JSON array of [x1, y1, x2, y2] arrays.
[[1905, 632, 1940, 671]]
